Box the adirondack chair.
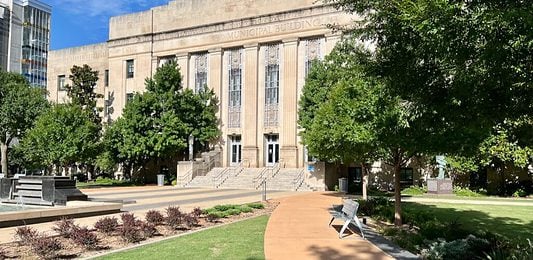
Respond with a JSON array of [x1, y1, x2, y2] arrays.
[[328, 199, 365, 239]]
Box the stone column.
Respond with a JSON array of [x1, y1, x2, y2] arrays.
[[325, 33, 342, 54], [280, 38, 299, 168], [177, 52, 189, 89], [241, 43, 259, 168], [151, 56, 158, 77], [208, 48, 223, 118]]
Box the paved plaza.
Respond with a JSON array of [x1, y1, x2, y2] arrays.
[[0, 186, 302, 244]]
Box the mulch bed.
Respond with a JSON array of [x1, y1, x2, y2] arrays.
[[0, 201, 278, 259]]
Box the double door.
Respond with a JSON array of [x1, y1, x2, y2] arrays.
[[265, 134, 279, 167]]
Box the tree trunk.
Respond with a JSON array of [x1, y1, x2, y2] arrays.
[[393, 156, 402, 226], [362, 163, 369, 200], [1, 142, 8, 177]]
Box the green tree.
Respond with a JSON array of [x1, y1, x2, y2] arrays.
[[104, 61, 220, 178], [0, 71, 49, 175], [20, 104, 100, 175], [325, 0, 533, 153], [65, 64, 103, 125], [300, 41, 426, 224]]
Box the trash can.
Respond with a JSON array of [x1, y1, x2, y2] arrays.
[[157, 174, 165, 187], [339, 177, 348, 193]]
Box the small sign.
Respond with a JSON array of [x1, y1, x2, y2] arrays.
[[307, 165, 315, 172]]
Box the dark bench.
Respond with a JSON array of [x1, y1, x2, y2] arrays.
[[328, 199, 365, 239]]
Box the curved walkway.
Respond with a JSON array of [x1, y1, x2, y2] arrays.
[[265, 192, 393, 260]]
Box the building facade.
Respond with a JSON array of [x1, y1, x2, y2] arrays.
[[47, 0, 357, 171], [0, 0, 50, 88]]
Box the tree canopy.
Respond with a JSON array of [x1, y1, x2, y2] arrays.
[[325, 0, 533, 155], [65, 64, 103, 125], [0, 71, 49, 175], [104, 61, 220, 175], [20, 104, 100, 172]]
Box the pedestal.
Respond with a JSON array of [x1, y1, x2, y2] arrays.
[[427, 178, 453, 194]]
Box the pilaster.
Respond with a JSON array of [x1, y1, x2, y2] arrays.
[[177, 52, 189, 89], [280, 38, 299, 168], [325, 33, 342, 54], [242, 43, 259, 168]]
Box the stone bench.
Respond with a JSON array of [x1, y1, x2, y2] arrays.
[[328, 199, 365, 239]]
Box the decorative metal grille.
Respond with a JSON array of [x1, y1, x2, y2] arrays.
[[264, 104, 279, 127], [158, 55, 176, 67], [305, 38, 322, 77], [228, 48, 242, 128], [264, 44, 280, 127], [194, 53, 208, 93]]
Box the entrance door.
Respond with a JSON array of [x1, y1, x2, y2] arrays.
[[229, 136, 241, 166], [265, 134, 279, 167]]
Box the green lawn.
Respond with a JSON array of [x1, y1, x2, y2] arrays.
[[99, 215, 269, 260], [404, 202, 533, 242]]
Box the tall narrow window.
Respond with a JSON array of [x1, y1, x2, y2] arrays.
[[126, 60, 134, 78], [194, 53, 208, 93], [264, 44, 280, 127], [228, 48, 242, 128], [305, 38, 323, 77], [104, 70, 109, 86], [57, 75, 66, 91], [126, 93, 134, 103]]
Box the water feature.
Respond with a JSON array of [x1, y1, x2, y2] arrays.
[[0, 204, 30, 213]]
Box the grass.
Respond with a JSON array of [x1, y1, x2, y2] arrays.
[[99, 215, 269, 260], [404, 202, 533, 242], [76, 178, 134, 189]]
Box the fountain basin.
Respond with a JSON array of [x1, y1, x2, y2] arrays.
[[0, 200, 122, 227]]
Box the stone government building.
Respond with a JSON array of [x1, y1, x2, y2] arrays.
[[47, 0, 431, 190]]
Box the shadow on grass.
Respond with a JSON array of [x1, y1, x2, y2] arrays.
[[403, 202, 533, 242]]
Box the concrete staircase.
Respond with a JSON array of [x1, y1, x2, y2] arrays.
[[186, 166, 314, 191], [218, 168, 264, 190], [265, 168, 313, 191], [186, 167, 226, 188]]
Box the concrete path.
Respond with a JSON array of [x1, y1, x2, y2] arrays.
[[0, 186, 303, 245], [265, 192, 393, 260]]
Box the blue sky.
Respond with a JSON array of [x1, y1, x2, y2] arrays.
[[48, 0, 169, 50]]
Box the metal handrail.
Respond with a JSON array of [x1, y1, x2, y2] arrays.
[[292, 168, 306, 191], [212, 168, 231, 188], [177, 169, 193, 187], [253, 168, 270, 189]]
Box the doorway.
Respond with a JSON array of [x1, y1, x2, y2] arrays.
[[229, 135, 241, 166], [265, 134, 279, 167]]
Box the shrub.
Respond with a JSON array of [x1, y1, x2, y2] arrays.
[[191, 207, 203, 218], [453, 187, 485, 197], [225, 208, 242, 216], [238, 205, 253, 213], [246, 203, 264, 209], [70, 226, 100, 250], [121, 213, 136, 226], [119, 225, 142, 243], [52, 217, 76, 238], [165, 206, 183, 229], [422, 235, 491, 260], [0, 246, 6, 260], [145, 210, 164, 225], [171, 180, 177, 186], [183, 213, 199, 228], [14, 226, 38, 245], [138, 220, 157, 238], [213, 204, 238, 211], [512, 188, 527, 198], [207, 212, 224, 222], [401, 186, 427, 196], [29, 234, 62, 259], [94, 216, 118, 234]]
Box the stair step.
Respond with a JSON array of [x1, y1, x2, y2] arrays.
[[18, 179, 43, 184], [16, 185, 43, 190], [15, 190, 42, 197], [5, 197, 54, 206]]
